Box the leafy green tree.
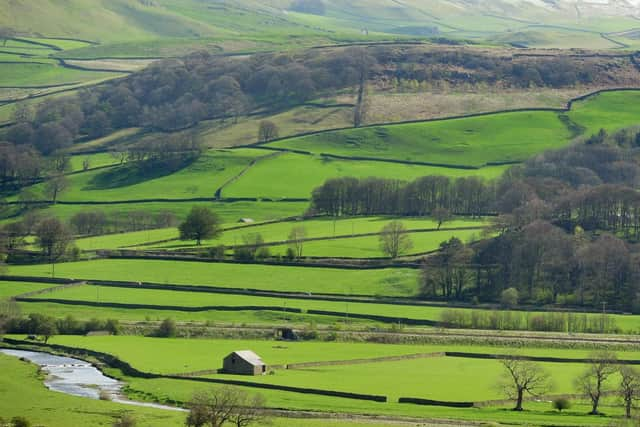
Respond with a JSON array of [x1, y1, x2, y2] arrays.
[[501, 288, 519, 308], [179, 207, 221, 245], [27, 313, 58, 343]]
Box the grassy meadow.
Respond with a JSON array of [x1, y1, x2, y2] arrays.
[[27, 149, 264, 202], [223, 152, 508, 199], [7, 259, 420, 296], [14, 200, 308, 226], [143, 216, 489, 250], [262, 228, 485, 258], [267, 111, 573, 167], [18, 283, 640, 332]]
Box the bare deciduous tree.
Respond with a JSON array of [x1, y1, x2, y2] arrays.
[[288, 226, 307, 258], [498, 358, 550, 411], [619, 366, 640, 418], [0, 28, 15, 47], [258, 121, 279, 143], [35, 217, 74, 278], [433, 207, 452, 230], [186, 387, 267, 427], [45, 174, 69, 204], [229, 392, 267, 427], [379, 221, 413, 259], [576, 351, 618, 415]]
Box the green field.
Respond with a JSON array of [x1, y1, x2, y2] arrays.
[[263, 228, 484, 258], [223, 152, 508, 199], [69, 152, 121, 172], [146, 216, 488, 250], [28, 149, 264, 202], [267, 111, 573, 167], [76, 216, 487, 251], [8, 259, 420, 296], [11, 200, 307, 226], [567, 91, 640, 136], [214, 357, 585, 402], [19, 283, 640, 332], [0, 281, 53, 298], [0, 62, 123, 87], [44, 335, 640, 375], [121, 373, 623, 426], [75, 228, 179, 250]]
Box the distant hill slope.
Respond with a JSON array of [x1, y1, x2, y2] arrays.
[[2, 0, 640, 54], [0, 0, 316, 43], [5, 0, 640, 43], [0, 0, 218, 42]]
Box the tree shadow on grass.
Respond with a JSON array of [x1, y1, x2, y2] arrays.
[[84, 157, 196, 190]]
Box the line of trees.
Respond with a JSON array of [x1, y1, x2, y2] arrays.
[[439, 307, 619, 334], [311, 175, 490, 217], [1, 313, 121, 343]]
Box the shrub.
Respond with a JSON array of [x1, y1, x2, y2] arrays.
[[285, 247, 296, 261], [233, 247, 254, 261], [208, 245, 225, 260], [157, 318, 177, 338], [256, 246, 271, 260], [500, 288, 519, 308], [11, 416, 31, 427], [105, 319, 121, 335], [553, 397, 571, 412], [112, 413, 137, 427]]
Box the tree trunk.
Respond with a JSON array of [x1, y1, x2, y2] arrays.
[[626, 399, 632, 418], [514, 389, 524, 411], [590, 395, 600, 415]]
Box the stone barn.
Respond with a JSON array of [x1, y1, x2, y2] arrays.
[[222, 350, 266, 376]]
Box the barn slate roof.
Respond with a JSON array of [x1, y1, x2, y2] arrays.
[[232, 350, 265, 366]]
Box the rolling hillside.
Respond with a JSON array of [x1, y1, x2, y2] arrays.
[[3, 0, 640, 53]]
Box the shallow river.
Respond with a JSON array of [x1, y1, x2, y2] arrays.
[[0, 348, 184, 412]]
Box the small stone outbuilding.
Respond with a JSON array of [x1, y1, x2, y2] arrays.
[[222, 350, 266, 376]]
